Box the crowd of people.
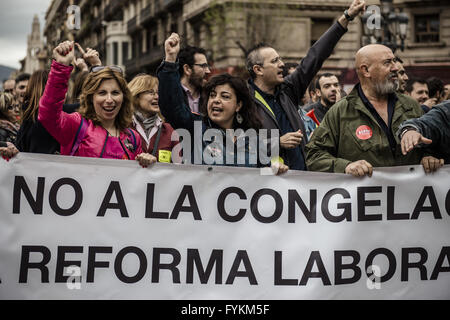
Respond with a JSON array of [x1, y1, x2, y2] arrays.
[[1, 0, 449, 176]]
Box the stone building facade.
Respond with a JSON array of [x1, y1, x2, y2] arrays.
[[42, 0, 450, 84]]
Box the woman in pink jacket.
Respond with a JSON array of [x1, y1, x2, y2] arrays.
[[38, 41, 156, 167]]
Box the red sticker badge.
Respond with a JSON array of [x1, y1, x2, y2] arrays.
[[355, 125, 372, 140]]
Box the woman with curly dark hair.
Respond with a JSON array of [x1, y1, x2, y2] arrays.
[[158, 33, 287, 172]]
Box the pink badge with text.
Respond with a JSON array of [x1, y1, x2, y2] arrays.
[[355, 125, 372, 140]]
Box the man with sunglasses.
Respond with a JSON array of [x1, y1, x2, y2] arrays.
[[177, 45, 211, 113], [245, 0, 366, 171]]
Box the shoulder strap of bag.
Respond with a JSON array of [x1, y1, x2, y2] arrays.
[[69, 118, 88, 156]]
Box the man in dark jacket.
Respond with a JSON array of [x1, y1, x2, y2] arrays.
[[246, 0, 366, 170], [398, 101, 449, 166], [306, 73, 340, 125]]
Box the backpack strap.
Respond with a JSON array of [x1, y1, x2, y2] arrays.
[[69, 118, 88, 156], [127, 128, 137, 150]]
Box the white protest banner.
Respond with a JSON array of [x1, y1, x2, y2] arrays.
[[0, 153, 449, 299]]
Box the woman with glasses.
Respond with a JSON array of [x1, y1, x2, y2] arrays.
[[37, 41, 156, 167], [159, 34, 288, 173], [0, 92, 20, 144], [128, 74, 179, 163]]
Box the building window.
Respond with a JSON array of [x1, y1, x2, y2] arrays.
[[146, 29, 151, 52], [113, 42, 118, 65], [310, 18, 333, 47], [415, 14, 439, 43], [122, 42, 129, 61]]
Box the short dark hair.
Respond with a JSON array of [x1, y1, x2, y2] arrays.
[[282, 62, 298, 77], [201, 73, 262, 130], [177, 46, 207, 77], [246, 42, 271, 79], [426, 77, 444, 99], [315, 72, 338, 90], [15, 73, 31, 84], [405, 78, 427, 93]]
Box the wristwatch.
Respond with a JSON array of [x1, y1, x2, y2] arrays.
[[344, 9, 355, 21]]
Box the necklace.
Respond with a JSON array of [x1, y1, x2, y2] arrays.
[[105, 127, 119, 137]]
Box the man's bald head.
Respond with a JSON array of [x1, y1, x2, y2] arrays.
[[355, 44, 398, 96], [355, 44, 394, 74]]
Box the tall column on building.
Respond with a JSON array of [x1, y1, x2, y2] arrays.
[[24, 14, 45, 73]]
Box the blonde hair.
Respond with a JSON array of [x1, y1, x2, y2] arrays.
[[0, 92, 15, 120], [78, 68, 133, 131], [128, 74, 159, 112]]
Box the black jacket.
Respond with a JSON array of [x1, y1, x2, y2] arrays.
[[248, 21, 347, 169], [399, 100, 450, 163], [15, 103, 79, 154]]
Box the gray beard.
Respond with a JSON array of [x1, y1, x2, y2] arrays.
[[374, 78, 398, 96]]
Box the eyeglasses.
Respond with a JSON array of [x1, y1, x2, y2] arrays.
[[7, 104, 19, 111], [90, 65, 124, 75], [4, 89, 13, 93], [142, 90, 157, 96], [193, 63, 211, 70]]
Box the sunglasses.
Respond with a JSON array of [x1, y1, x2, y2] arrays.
[[7, 105, 19, 111], [90, 65, 124, 75]]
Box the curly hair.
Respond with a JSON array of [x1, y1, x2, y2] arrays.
[[0, 91, 15, 120], [78, 68, 133, 131], [201, 73, 262, 130]]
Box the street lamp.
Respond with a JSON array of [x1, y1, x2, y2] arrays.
[[360, 0, 409, 52]]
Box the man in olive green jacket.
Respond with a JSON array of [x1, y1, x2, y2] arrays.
[[306, 44, 441, 176]]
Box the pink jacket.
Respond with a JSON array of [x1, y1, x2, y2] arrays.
[[38, 60, 142, 160]]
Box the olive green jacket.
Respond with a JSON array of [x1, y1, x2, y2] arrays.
[[306, 86, 425, 173]]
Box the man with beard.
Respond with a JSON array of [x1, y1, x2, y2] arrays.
[[306, 44, 441, 176], [306, 73, 340, 125], [177, 45, 210, 113], [394, 57, 408, 94]]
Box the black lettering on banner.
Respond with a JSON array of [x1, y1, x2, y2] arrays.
[[49, 178, 83, 216], [401, 247, 428, 281], [299, 251, 331, 286], [217, 187, 247, 222], [288, 189, 317, 223], [170, 186, 201, 220], [334, 250, 362, 285], [186, 249, 223, 284], [151, 248, 181, 283], [445, 189, 450, 216], [87, 246, 112, 282], [13, 176, 45, 215], [357, 186, 382, 221], [97, 181, 129, 217], [19, 245, 51, 283], [225, 250, 258, 285], [322, 188, 351, 223], [55, 246, 83, 283], [114, 246, 147, 283], [145, 183, 169, 219], [411, 186, 442, 220], [387, 186, 410, 220], [250, 189, 282, 223], [365, 248, 396, 282], [430, 246, 450, 280], [274, 251, 298, 285]]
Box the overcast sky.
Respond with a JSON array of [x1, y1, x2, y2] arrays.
[[0, 0, 52, 69]]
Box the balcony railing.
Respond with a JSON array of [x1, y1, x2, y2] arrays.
[[140, 6, 152, 25], [140, 47, 164, 66], [127, 16, 138, 34]]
